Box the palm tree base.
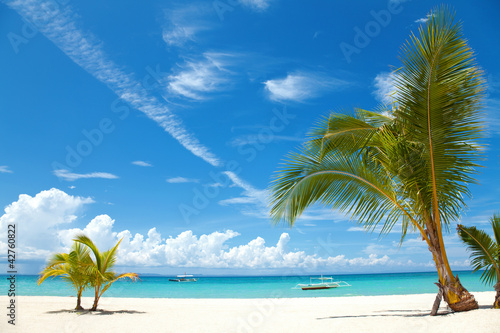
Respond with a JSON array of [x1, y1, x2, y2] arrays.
[[437, 276, 478, 313], [75, 305, 84, 311]]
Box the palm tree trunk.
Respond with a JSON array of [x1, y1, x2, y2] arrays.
[[493, 282, 500, 309], [91, 286, 100, 311], [427, 229, 478, 314], [75, 289, 84, 311]]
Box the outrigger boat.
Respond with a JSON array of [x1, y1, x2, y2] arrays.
[[294, 275, 350, 290], [169, 274, 197, 282]]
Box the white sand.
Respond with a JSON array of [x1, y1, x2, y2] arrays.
[[1, 292, 498, 333]]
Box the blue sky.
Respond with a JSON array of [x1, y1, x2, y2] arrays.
[[1, 0, 499, 276]]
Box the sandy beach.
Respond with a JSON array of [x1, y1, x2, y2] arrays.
[[1, 292, 498, 333]]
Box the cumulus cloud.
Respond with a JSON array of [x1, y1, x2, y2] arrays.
[[373, 72, 396, 104], [264, 72, 347, 102], [415, 17, 429, 23], [0, 189, 423, 271], [52, 216, 397, 269], [0, 188, 93, 258], [53, 169, 119, 181], [0, 166, 13, 173], [166, 177, 200, 184], [132, 161, 152, 167]]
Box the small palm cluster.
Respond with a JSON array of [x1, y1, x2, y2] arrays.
[[458, 214, 500, 308], [37, 234, 139, 311]]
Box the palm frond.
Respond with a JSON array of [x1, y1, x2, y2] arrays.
[[270, 145, 419, 238], [458, 224, 500, 285], [393, 6, 485, 226]]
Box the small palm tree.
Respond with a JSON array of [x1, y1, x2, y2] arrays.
[[458, 214, 500, 308], [269, 7, 484, 314], [37, 242, 92, 310], [74, 234, 139, 311]]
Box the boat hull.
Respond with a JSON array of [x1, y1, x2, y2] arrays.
[[300, 285, 337, 290]]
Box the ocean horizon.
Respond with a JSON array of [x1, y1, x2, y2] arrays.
[[2, 270, 492, 299]]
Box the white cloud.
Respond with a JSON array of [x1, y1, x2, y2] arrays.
[[51, 216, 401, 269], [229, 134, 303, 147], [166, 177, 200, 184], [6, 0, 221, 167], [415, 17, 428, 23], [59, 214, 117, 251], [167, 53, 235, 100], [218, 171, 268, 217], [0, 188, 441, 271], [0, 188, 93, 258], [162, 5, 210, 47], [0, 166, 13, 173], [53, 169, 118, 181], [132, 161, 152, 167], [163, 25, 199, 47], [373, 72, 396, 104], [239, 0, 271, 11], [264, 72, 346, 102]]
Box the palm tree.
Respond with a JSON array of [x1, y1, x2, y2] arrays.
[[37, 242, 92, 310], [269, 7, 484, 314], [74, 234, 139, 311], [458, 214, 500, 308]]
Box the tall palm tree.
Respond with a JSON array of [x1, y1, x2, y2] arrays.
[[74, 234, 139, 311], [458, 214, 500, 308], [269, 7, 484, 314], [37, 242, 92, 310]]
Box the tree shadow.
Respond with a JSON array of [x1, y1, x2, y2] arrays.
[[45, 309, 146, 315], [317, 309, 452, 320]]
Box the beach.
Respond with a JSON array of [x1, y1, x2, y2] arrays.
[[1, 292, 498, 333]]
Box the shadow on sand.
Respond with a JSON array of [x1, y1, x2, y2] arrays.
[[317, 309, 452, 320], [45, 309, 146, 316]]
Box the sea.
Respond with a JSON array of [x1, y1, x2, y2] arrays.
[[0, 271, 492, 299]]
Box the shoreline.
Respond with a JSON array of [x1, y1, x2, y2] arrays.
[[1, 292, 498, 332]]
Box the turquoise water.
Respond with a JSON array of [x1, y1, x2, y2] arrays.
[[0, 271, 492, 299]]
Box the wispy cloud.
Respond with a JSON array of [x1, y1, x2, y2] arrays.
[[162, 5, 210, 47], [0, 166, 13, 173], [415, 17, 429, 24], [228, 134, 303, 147], [373, 72, 396, 104], [264, 72, 347, 102], [239, 0, 272, 11], [132, 161, 152, 167], [54, 169, 118, 181], [218, 171, 268, 217], [6, 0, 221, 167], [167, 52, 235, 100], [484, 98, 500, 136], [166, 177, 200, 184]]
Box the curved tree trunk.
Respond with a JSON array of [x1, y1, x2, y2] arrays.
[[427, 226, 478, 315], [90, 287, 100, 311]]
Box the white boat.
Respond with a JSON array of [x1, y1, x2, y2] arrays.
[[169, 274, 198, 282], [294, 275, 350, 290]]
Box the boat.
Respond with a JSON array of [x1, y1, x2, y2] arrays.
[[293, 275, 350, 290], [169, 274, 197, 282]]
